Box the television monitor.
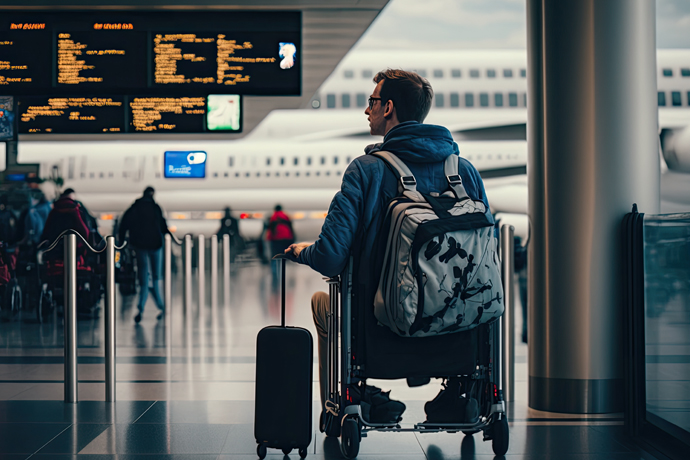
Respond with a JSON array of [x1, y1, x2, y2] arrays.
[[164, 150, 206, 178], [206, 95, 241, 132]]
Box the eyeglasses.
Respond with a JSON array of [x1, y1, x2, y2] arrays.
[[368, 96, 381, 110]]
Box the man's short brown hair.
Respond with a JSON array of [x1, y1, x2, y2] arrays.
[[373, 69, 433, 123]]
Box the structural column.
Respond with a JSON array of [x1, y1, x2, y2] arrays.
[[527, 0, 660, 413]]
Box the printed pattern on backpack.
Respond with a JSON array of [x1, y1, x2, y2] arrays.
[[372, 152, 504, 338]]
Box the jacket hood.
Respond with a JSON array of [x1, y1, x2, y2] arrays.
[[53, 197, 77, 210], [365, 121, 458, 163]]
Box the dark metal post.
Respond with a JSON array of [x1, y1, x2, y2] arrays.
[[164, 234, 173, 362], [105, 236, 116, 402], [223, 234, 230, 308], [500, 225, 515, 402]]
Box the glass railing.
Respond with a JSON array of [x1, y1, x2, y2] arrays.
[[643, 213, 690, 438]]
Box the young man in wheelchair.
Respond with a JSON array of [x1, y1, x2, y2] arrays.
[[286, 69, 496, 425]]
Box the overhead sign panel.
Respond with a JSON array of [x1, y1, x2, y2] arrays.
[[17, 96, 125, 134], [0, 12, 301, 96]]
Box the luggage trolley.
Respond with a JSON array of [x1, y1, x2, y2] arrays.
[[321, 259, 509, 458]]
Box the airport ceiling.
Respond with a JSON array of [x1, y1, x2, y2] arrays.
[[1, 0, 389, 140]]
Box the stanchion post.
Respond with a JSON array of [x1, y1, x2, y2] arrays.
[[500, 224, 515, 402], [211, 236, 218, 310], [164, 234, 173, 360], [183, 235, 192, 320], [198, 234, 205, 313], [105, 236, 116, 402], [223, 234, 230, 308], [64, 233, 78, 403]]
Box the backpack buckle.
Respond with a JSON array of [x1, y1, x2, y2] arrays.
[[447, 174, 462, 185], [401, 176, 417, 188]]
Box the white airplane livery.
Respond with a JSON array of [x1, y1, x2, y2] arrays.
[[16, 49, 690, 238]]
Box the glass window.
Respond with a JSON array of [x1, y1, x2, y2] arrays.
[[682, 68, 690, 77], [433, 69, 443, 78], [658, 91, 666, 106], [327, 94, 336, 108], [495, 93, 503, 107], [487, 69, 496, 78], [672, 91, 682, 106], [362, 69, 373, 79], [450, 93, 459, 107], [520, 69, 527, 77], [662, 68, 673, 77], [451, 69, 461, 78], [280, 157, 285, 165], [503, 69, 513, 78], [307, 157, 312, 166], [435, 93, 445, 107], [346, 156, 351, 163], [228, 157, 234, 167], [266, 157, 271, 166], [293, 157, 299, 166], [688, 92, 690, 106], [342, 93, 351, 108], [465, 93, 474, 107], [508, 92, 518, 107], [417, 69, 427, 77], [333, 156, 339, 165], [356, 93, 366, 108], [480, 93, 489, 107], [523, 93, 527, 106], [320, 156, 326, 165], [344, 70, 354, 79], [470, 69, 480, 78]]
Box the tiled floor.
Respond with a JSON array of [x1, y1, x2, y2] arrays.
[[0, 261, 664, 459]]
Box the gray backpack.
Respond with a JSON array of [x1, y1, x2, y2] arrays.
[[371, 151, 504, 337]]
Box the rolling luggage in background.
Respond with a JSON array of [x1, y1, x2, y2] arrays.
[[255, 254, 313, 459]]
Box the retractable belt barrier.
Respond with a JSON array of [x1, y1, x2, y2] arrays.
[[40, 230, 126, 404]]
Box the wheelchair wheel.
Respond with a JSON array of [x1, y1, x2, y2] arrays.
[[37, 286, 53, 324], [340, 417, 360, 459], [1, 279, 21, 321], [491, 416, 509, 456]]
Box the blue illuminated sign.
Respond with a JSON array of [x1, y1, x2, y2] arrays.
[[164, 151, 206, 178]]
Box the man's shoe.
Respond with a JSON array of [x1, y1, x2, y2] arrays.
[[425, 378, 480, 424], [134, 313, 142, 324], [350, 384, 405, 424]]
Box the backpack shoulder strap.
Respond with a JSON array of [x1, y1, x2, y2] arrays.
[[370, 151, 417, 193], [443, 154, 470, 200]]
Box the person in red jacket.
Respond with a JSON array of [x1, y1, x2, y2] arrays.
[[266, 204, 295, 283]]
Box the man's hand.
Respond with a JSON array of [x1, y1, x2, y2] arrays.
[[286, 242, 312, 258]]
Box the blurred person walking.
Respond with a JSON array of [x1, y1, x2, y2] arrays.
[[266, 205, 295, 284], [217, 206, 244, 261], [118, 186, 170, 324]]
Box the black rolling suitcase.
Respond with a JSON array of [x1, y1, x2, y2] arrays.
[[255, 255, 313, 459]]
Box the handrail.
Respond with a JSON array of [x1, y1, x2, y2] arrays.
[[38, 230, 127, 254]]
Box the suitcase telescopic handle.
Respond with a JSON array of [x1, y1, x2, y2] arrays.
[[272, 254, 289, 327]]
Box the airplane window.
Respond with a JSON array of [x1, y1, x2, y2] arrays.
[[509, 93, 518, 107], [245, 172, 250, 177], [487, 69, 496, 78], [266, 172, 270, 177], [479, 93, 489, 107], [306, 171, 311, 176], [346, 156, 351, 163], [342, 94, 351, 108], [344, 70, 354, 79], [90, 172, 95, 178], [266, 157, 271, 166], [286, 172, 290, 177], [326, 171, 331, 176], [109, 172, 113, 178], [520, 69, 526, 77], [334, 156, 339, 165], [682, 68, 690, 77], [256, 172, 261, 177], [523, 93, 527, 106], [280, 157, 285, 166], [327, 94, 336, 108], [494, 93, 503, 107], [503, 69, 513, 78], [307, 157, 312, 165], [433, 69, 443, 78], [336, 171, 341, 176], [99, 172, 104, 178], [417, 69, 427, 77], [295, 172, 300, 177], [362, 69, 373, 79], [228, 157, 234, 167], [658, 91, 667, 106], [435, 93, 445, 107], [662, 68, 673, 77], [81, 172, 86, 178], [356, 93, 366, 108], [465, 93, 474, 107], [320, 157, 326, 165], [450, 93, 459, 107], [276, 172, 280, 177], [688, 92, 690, 106], [451, 69, 461, 78], [672, 91, 682, 106], [235, 172, 240, 177], [294, 157, 299, 166], [470, 69, 480, 78], [213, 172, 218, 178], [224, 172, 229, 177], [316, 171, 321, 176]]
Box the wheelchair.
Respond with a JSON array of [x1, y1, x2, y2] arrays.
[[321, 260, 510, 458]]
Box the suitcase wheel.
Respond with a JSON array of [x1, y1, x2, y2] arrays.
[[256, 443, 267, 459], [282, 448, 292, 455], [299, 446, 308, 458]]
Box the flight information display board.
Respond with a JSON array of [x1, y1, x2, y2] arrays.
[[17, 96, 125, 134], [0, 96, 15, 140], [0, 11, 301, 96]]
